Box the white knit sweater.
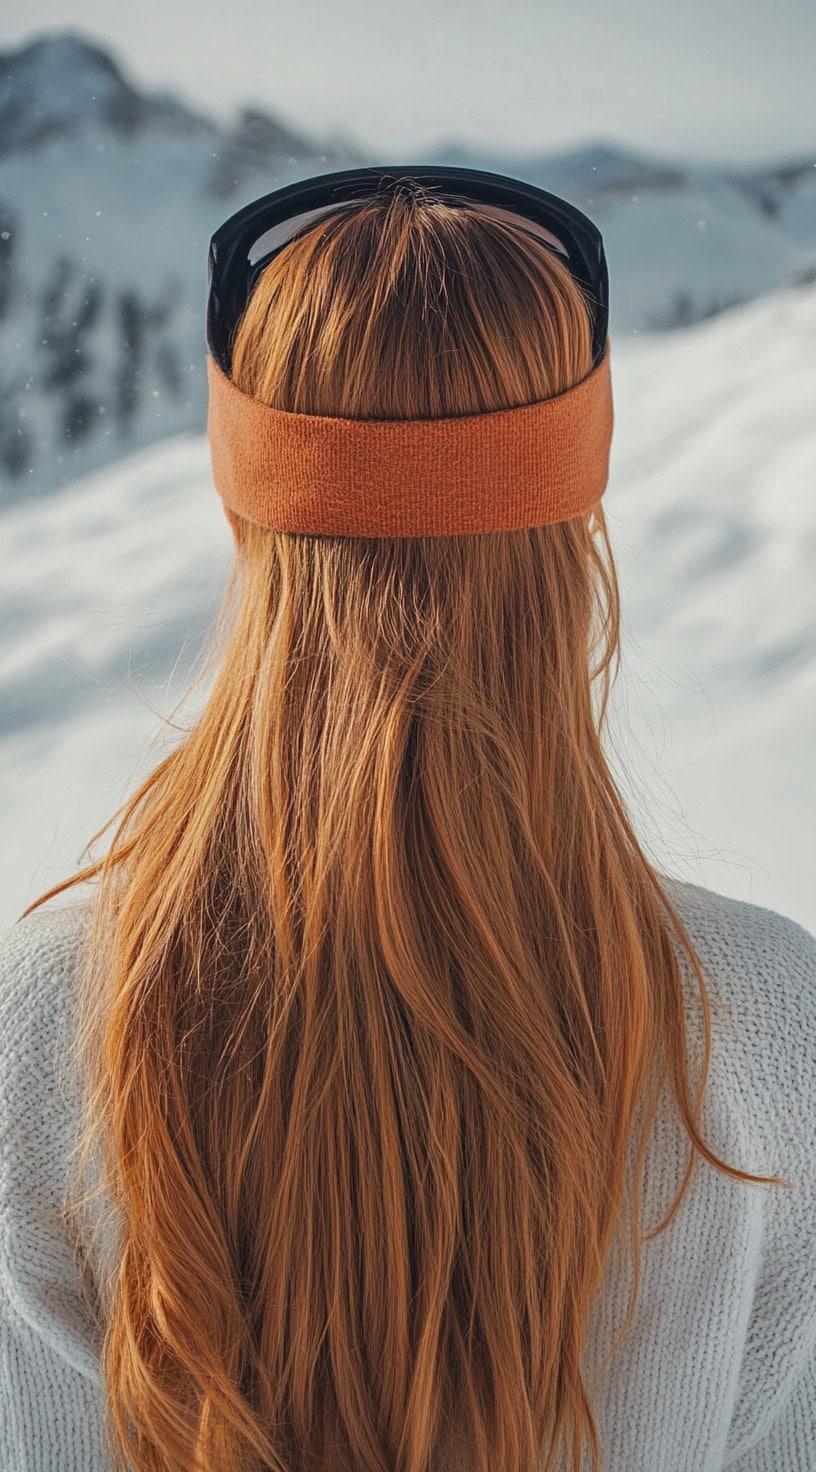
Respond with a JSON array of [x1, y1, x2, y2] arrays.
[[1, 876, 815, 1471]]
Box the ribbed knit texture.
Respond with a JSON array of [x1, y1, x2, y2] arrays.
[[1, 875, 814, 1471], [205, 342, 614, 538]]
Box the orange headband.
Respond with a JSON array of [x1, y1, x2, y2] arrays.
[[206, 339, 613, 538]]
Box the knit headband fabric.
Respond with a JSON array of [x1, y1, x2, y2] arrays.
[[206, 338, 614, 538]]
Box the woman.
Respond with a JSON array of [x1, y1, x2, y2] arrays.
[[1, 166, 814, 1472]]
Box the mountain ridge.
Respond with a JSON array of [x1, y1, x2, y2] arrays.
[[0, 29, 813, 506]]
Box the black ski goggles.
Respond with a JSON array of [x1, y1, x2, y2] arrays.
[[206, 163, 610, 380]]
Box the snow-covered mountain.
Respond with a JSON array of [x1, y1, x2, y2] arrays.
[[1, 277, 814, 935], [0, 30, 814, 509], [0, 32, 368, 509], [423, 138, 816, 332]]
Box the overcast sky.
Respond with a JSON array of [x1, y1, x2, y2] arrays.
[[2, 0, 815, 166]]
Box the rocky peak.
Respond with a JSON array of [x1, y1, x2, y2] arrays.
[[0, 31, 215, 157]]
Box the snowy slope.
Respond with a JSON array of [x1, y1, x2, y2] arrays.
[[1, 31, 814, 507], [0, 277, 814, 934]]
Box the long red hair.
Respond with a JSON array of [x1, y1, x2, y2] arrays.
[[23, 184, 790, 1472]]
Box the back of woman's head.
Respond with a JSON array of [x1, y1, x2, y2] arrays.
[[30, 182, 785, 1472]]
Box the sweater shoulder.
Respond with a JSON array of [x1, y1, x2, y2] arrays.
[[642, 877, 816, 1460], [0, 896, 105, 1384], [657, 872, 816, 1018], [655, 872, 816, 1187], [0, 895, 94, 977], [0, 897, 94, 1059], [0, 895, 96, 1198]]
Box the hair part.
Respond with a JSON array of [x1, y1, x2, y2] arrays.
[[24, 184, 791, 1472]]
